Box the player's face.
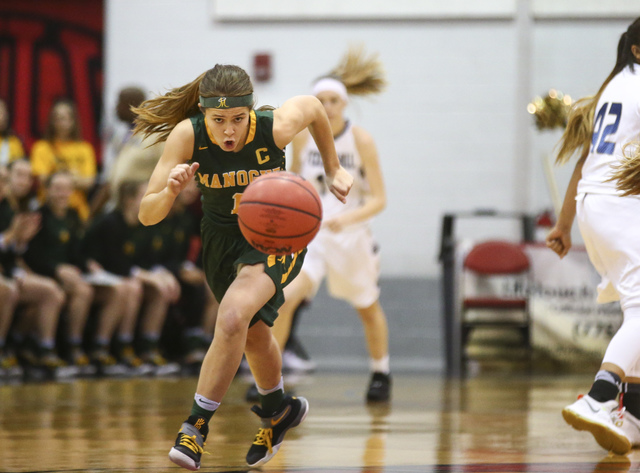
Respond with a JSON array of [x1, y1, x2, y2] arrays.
[[203, 107, 250, 152], [316, 91, 347, 121]]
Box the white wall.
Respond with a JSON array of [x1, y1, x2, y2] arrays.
[[104, 0, 637, 277]]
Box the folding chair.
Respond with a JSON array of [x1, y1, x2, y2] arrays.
[[460, 240, 531, 363]]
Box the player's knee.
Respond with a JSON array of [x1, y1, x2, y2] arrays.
[[49, 283, 66, 307], [78, 281, 94, 300], [215, 306, 247, 338]]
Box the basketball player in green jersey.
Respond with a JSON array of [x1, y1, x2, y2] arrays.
[[134, 64, 352, 470]]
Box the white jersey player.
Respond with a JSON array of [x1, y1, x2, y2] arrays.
[[547, 17, 640, 455], [272, 47, 392, 403]]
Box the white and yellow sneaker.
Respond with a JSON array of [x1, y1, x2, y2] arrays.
[[562, 394, 631, 455]]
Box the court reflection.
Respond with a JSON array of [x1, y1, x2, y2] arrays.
[[436, 375, 532, 466], [361, 403, 392, 472], [4, 372, 631, 473]]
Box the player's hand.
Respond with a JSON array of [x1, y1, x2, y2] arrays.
[[323, 215, 347, 233], [326, 166, 353, 204], [546, 225, 571, 258], [167, 162, 199, 197]]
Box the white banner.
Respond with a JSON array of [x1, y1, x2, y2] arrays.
[[525, 245, 623, 363]]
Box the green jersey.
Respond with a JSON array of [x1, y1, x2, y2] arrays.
[[189, 110, 285, 225], [188, 109, 304, 326]]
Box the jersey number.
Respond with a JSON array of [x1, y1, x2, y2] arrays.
[[230, 193, 243, 214], [591, 102, 622, 155]]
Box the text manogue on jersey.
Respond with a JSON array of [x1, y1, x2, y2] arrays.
[[195, 167, 281, 189]]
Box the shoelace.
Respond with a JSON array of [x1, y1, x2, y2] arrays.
[[252, 428, 273, 453], [121, 347, 143, 367], [612, 393, 626, 427], [178, 433, 204, 454]]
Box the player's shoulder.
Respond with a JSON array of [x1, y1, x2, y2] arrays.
[[170, 119, 196, 140], [351, 124, 374, 146]]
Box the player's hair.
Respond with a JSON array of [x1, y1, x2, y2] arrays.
[[555, 17, 640, 164], [610, 141, 640, 195], [133, 64, 254, 143], [320, 45, 387, 97]]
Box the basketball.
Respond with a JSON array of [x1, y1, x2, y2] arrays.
[[238, 171, 323, 256]]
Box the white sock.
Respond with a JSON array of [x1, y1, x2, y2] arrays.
[[370, 355, 390, 374], [257, 376, 284, 395], [194, 393, 220, 412]]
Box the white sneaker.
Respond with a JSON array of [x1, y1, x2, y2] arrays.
[[562, 394, 631, 455], [613, 408, 640, 448], [282, 349, 316, 374]]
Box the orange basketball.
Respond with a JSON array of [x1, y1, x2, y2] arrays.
[[238, 171, 323, 256]]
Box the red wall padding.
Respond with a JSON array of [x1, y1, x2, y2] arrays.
[[0, 0, 103, 164]]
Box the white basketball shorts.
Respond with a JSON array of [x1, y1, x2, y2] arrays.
[[577, 193, 640, 310], [301, 225, 381, 309]]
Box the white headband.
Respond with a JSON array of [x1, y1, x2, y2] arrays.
[[312, 77, 348, 102]]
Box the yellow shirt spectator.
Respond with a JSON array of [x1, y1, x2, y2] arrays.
[[30, 139, 97, 220], [0, 135, 26, 166]]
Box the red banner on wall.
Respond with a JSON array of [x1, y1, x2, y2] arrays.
[[0, 0, 103, 164]]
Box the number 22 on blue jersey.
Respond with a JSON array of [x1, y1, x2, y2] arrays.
[[591, 102, 622, 155]]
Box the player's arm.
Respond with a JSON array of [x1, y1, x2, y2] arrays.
[[138, 120, 199, 226], [546, 151, 587, 258], [273, 95, 352, 202], [288, 129, 309, 174], [330, 126, 387, 232]]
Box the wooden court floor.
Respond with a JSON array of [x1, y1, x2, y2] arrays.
[[0, 371, 637, 473]]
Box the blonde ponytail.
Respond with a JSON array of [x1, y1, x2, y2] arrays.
[[611, 141, 640, 195], [326, 45, 387, 97], [554, 96, 597, 164], [132, 72, 205, 144]]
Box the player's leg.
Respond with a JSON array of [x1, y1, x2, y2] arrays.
[[282, 298, 316, 373], [272, 271, 314, 350], [244, 316, 309, 467], [169, 263, 276, 470], [356, 300, 392, 402], [327, 228, 389, 401], [563, 195, 640, 454], [616, 358, 640, 449]]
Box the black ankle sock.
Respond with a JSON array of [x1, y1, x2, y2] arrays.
[[622, 392, 640, 418], [622, 383, 640, 418], [259, 389, 284, 415], [588, 379, 620, 402]]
